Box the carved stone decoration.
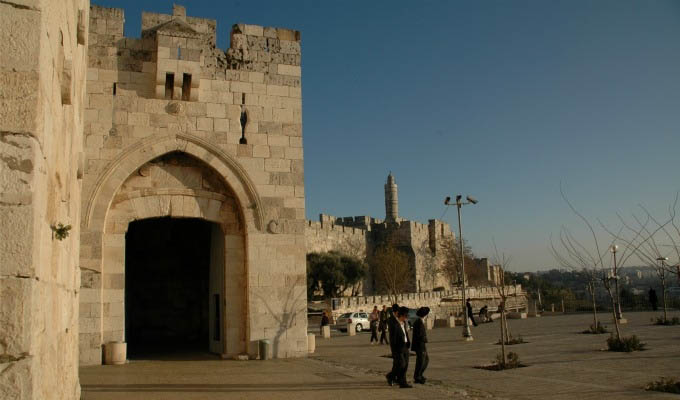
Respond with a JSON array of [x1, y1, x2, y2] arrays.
[[138, 164, 150, 177], [166, 101, 184, 115], [267, 220, 280, 234]]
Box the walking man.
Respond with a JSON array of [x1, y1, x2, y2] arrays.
[[411, 307, 430, 384], [385, 304, 400, 386], [379, 305, 389, 345], [369, 306, 379, 344], [649, 287, 658, 311], [466, 299, 478, 326], [391, 306, 412, 388]]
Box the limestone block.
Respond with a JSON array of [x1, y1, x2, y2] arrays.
[[266, 84, 288, 97], [0, 204, 34, 278], [282, 123, 301, 137], [264, 158, 291, 173], [347, 322, 356, 336], [289, 87, 301, 98], [321, 325, 331, 339], [252, 145, 270, 158], [197, 117, 213, 131], [0, 71, 40, 134], [0, 4, 40, 72], [0, 354, 33, 400], [507, 312, 527, 319], [277, 64, 301, 77], [231, 81, 252, 93], [284, 147, 303, 160], [0, 277, 33, 355]]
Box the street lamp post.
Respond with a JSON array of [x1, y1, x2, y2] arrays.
[[445, 195, 477, 341], [610, 245, 626, 323]]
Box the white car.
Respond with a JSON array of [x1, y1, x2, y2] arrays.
[[334, 311, 370, 333]]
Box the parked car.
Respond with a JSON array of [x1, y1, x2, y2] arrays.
[[334, 311, 370, 333]]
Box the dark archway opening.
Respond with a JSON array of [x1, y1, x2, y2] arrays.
[[125, 217, 213, 358]]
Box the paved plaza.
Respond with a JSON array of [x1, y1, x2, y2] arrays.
[[80, 311, 680, 399]]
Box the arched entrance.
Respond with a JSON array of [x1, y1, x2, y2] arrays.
[[125, 217, 223, 358], [79, 148, 252, 363]]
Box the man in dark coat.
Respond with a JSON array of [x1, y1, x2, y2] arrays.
[[390, 306, 412, 388], [411, 307, 430, 384], [379, 305, 390, 345], [466, 299, 478, 326], [385, 304, 400, 386], [649, 287, 658, 311]]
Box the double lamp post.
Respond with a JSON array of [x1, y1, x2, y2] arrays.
[[445, 195, 477, 341]]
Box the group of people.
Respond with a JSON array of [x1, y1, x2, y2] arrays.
[[369, 304, 430, 388]]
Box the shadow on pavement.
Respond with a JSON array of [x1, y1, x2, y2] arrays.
[[82, 381, 387, 393]]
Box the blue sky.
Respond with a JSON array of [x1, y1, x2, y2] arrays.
[[94, 0, 680, 271]]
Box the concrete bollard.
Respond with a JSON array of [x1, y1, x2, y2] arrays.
[[426, 317, 434, 330], [347, 322, 356, 336], [103, 342, 126, 365], [447, 316, 456, 328], [307, 333, 316, 353], [322, 325, 331, 339]]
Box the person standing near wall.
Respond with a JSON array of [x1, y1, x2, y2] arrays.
[[466, 299, 478, 326], [649, 287, 658, 311], [411, 307, 430, 384], [369, 306, 379, 344], [379, 305, 390, 345], [320, 311, 330, 335]]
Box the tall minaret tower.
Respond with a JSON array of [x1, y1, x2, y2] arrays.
[[384, 172, 399, 222]]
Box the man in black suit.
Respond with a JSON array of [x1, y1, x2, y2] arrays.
[[390, 306, 412, 388], [385, 303, 400, 386], [411, 307, 430, 384]]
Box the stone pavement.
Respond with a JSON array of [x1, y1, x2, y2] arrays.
[[313, 311, 680, 399], [80, 311, 680, 399], [80, 353, 474, 399]]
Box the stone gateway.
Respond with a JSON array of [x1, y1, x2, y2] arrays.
[[1, 3, 307, 399]]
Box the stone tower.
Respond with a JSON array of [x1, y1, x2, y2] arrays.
[[384, 172, 398, 222]]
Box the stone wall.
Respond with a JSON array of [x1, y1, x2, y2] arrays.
[[79, 5, 307, 364], [305, 215, 368, 256], [329, 285, 527, 320], [0, 0, 88, 399]]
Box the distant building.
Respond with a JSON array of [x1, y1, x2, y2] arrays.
[[306, 173, 457, 294]]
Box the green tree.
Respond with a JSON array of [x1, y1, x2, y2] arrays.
[[307, 251, 366, 299]]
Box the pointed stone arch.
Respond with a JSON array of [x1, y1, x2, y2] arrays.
[[84, 133, 264, 233]]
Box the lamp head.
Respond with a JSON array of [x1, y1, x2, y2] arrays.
[[466, 196, 478, 204], [444, 196, 451, 205], [610, 244, 618, 253], [456, 195, 462, 203]]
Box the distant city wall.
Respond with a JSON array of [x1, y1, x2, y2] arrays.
[[305, 214, 368, 256], [328, 285, 527, 320]]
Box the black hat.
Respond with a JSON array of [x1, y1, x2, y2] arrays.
[[392, 304, 400, 312], [398, 306, 409, 316], [416, 307, 430, 318]]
